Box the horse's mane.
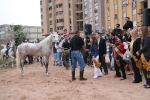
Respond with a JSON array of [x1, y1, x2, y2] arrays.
[[40, 34, 52, 45]]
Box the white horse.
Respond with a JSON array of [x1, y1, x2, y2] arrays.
[[0, 41, 16, 67], [16, 32, 59, 76]]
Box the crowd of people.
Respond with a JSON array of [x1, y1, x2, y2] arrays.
[[52, 17, 150, 89]]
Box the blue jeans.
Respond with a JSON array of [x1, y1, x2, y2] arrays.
[[71, 51, 85, 71], [62, 52, 70, 68], [58, 52, 62, 65]]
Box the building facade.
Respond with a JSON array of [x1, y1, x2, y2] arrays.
[[104, 0, 148, 31], [0, 24, 44, 41], [40, 0, 83, 36], [83, 0, 105, 33]]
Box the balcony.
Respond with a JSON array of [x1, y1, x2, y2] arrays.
[[76, 18, 83, 22], [76, 0, 82, 4], [76, 10, 83, 13], [138, 0, 147, 2]]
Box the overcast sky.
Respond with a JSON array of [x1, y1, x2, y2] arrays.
[[0, 0, 41, 26]]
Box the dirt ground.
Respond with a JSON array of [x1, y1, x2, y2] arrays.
[[0, 56, 150, 100]]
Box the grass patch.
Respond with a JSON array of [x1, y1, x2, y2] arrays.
[[0, 58, 16, 68]]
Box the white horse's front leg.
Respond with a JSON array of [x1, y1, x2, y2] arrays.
[[11, 59, 14, 68], [2, 56, 5, 67], [44, 56, 50, 76]]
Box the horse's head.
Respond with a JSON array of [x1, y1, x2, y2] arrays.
[[52, 32, 59, 42]]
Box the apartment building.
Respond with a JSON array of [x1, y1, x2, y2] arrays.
[[40, 0, 83, 36], [83, 0, 105, 33], [0, 24, 44, 41], [104, 0, 149, 31]]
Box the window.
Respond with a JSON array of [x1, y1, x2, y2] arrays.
[[42, 29, 44, 33], [49, 6, 52, 10], [70, 26, 72, 31], [114, 14, 118, 19], [70, 18, 71, 24], [94, 0, 98, 4], [95, 6, 98, 13], [84, 11, 87, 17], [133, 21, 137, 27], [56, 11, 63, 16], [90, 8, 92, 13], [133, 9, 136, 15], [56, 19, 64, 23], [41, 15, 43, 19], [49, 13, 52, 18], [123, 12, 126, 17], [41, 8, 42, 12], [84, 2, 87, 9], [49, 0, 52, 3], [56, 12, 58, 16], [69, 3, 71, 8], [59, 11, 63, 15], [107, 7, 109, 12], [89, 0, 92, 3], [41, 22, 43, 26], [50, 21, 52, 25], [69, 10, 71, 16], [56, 4, 63, 8], [85, 20, 88, 24], [40, 1, 42, 5], [95, 25, 99, 32], [57, 26, 64, 30], [90, 18, 92, 22], [50, 28, 53, 32], [108, 16, 110, 21], [59, 19, 64, 23], [114, 4, 117, 9], [95, 16, 98, 23]]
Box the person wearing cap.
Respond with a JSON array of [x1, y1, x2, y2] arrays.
[[95, 32, 108, 75]]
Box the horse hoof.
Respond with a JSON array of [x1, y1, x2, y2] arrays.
[[21, 73, 24, 76], [46, 73, 50, 76]]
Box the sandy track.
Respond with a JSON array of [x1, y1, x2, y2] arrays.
[[0, 58, 149, 100]]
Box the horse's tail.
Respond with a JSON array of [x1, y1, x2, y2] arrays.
[[16, 48, 20, 68]]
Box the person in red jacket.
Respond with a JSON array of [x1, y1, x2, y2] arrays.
[[114, 33, 127, 80]]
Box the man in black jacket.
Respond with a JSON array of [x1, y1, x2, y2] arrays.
[[123, 17, 133, 30], [70, 30, 87, 81], [95, 32, 108, 75]]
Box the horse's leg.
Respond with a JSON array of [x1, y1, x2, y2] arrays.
[[44, 56, 49, 76], [40, 57, 43, 66], [9, 55, 15, 68], [2, 56, 5, 67], [20, 58, 25, 76]]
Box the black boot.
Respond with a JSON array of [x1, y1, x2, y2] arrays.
[[80, 71, 87, 81], [72, 71, 76, 81]]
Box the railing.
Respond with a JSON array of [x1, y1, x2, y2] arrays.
[[77, 0, 82, 2]]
